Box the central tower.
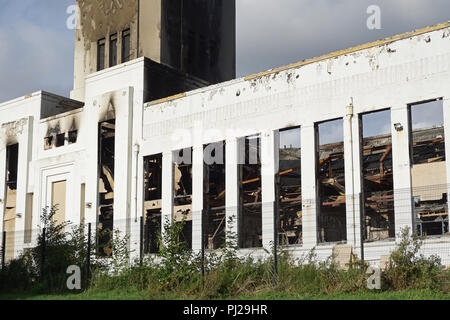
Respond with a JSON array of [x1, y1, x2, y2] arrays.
[[72, 0, 236, 101]]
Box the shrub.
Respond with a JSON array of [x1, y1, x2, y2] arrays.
[[382, 227, 443, 291]]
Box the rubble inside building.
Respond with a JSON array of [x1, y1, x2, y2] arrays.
[[238, 136, 262, 249], [143, 154, 163, 254], [361, 110, 395, 242], [410, 100, 449, 237], [277, 127, 302, 246], [317, 120, 347, 243], [203, 141, 226, 250], [97, 120, 115, 256], [174, 148, 193, 249]]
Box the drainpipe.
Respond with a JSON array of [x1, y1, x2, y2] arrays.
[[134, 143, 140, 222], [346, 100, 356, 248]]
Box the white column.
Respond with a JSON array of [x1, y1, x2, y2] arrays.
[[301, 124, 318, 249], [225, 138, 239, 246], [161, 151, 173, 241], [192, 145, 204, 251], [261, 130, 279, 249], [443, 98, 450, 224], [391, 105, 414, 239], [113, 88, 133, 239], [344, 108, 362, 249]]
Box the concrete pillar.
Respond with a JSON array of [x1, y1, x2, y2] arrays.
[[113, 88, 133, 238], [225, 138, 239, 245], [261, 130, 279, 249], [161, 150, 174, 241], [301, 124, 318, 249], [343, 108, 362, 250], [391, 105, 414, 239], [442, 98, 450, 224], [192, 145, 204, 251]]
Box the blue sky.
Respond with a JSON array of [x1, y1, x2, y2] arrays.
[[1, 0, 450, 103]]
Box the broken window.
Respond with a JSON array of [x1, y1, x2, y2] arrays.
[[203, 141, 226, 250], [56, 133, 65, 148], [143, 154, 163, 254], [44, 136, 54, 150], [97, 120, 115, 256], [238, 135, 262, 248], [409, 99, 448, 237], [277, 127, 302, 246], [173, 147, 193, 250], [317, 119, 347, 243], [122, 29, 131, 63], [97, 38, 106, 71], [68, 130, 78, 144], [4, 144, 18, 262], [361, 110, 395, 242], [110, 33, 118, 67]]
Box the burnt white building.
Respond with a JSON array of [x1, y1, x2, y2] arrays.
[[1, 3, 449, 267]]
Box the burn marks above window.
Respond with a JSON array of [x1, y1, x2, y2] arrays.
[[44, 130, 78, 150]]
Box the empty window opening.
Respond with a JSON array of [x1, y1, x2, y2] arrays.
[[97, 38, 106, 71], [278, 127, 302, 246], [97, 120, 115, 257], [56, 133, 65, 148], [317, 119, 347, 243], [44, 136, 54, 150], [409, 99, 448, 237], [4, 144, 18, 262], [238, 135, 262, 249], [144, 154, 163, 254], [361, 110, 395, 242], [110, 33, 118, 67], [68, 131, 78, 144], [173, 148, 193, 250], [122, 29, 131, 63], [203, 141, 226, 250]]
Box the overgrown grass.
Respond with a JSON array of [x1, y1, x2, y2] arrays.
[[1, 213, 449, 300]]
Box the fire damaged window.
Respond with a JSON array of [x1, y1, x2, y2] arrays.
[[97, 38, 106, 71], [4, 144, 18, 262], [203, 141, 226, 250], [277, 127, 302, 246], [97, 120, 115, 256], [238, 135, 262, 248], [316, 119, 347, 243], [361, 110, 395, 242], [173, 148, 193, 250], [122, 29, 131, 63], [44, 136, 54, 150], [410, 99, 448, 237], [143, 154, 163, 254], [68, 131, 78, 144], [110, 33, 118, 67], [56, 133, 65, 148]]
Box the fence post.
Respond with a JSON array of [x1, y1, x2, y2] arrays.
[[41, 228, 46, 281], [273, 200, 278, 286], [140, 216, 144, 266], [360, 192, 365, 262], [1, 231, 5, 271], [87, 223, 91, 289], [201, 209, 205, 284]]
